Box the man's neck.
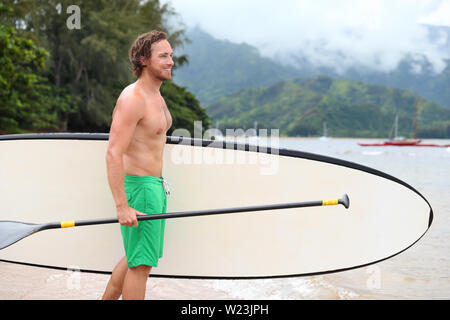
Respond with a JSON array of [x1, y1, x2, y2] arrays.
[[136, 71, 162, 94]]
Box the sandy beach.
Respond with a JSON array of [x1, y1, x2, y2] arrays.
[[0, 261, 381, 300], [0, 261, 236, 300]]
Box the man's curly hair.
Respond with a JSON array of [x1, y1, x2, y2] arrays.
[[129, 30, 167, 78]]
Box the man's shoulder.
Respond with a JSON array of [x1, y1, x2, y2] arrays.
[[112, 84, 147, 122], [116, 84, 146, 110]]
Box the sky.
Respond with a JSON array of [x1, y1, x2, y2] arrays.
[[163, 0, 450, 74]]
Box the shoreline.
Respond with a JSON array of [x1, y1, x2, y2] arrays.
[[218, 135, 450, 141]]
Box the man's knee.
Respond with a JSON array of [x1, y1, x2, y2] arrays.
[[129, 265, 152, 276]]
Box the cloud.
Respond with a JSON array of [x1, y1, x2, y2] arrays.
[[419, 0, 450, 26], [165, 0, 450, 74]]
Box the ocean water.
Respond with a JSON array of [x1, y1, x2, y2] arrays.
[[204, 137, 450, 300]]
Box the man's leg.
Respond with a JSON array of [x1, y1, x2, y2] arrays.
[[122, 265, 152, 300], [102, 256, 128, 300]]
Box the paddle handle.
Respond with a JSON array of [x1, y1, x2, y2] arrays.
[[53, 194, 350, 229]]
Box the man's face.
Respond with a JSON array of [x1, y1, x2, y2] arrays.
[[145, 39, 174, 81]]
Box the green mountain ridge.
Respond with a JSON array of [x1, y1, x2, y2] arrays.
[[173, 27, 300, 104], [174, 27, 450, 110], [207, 76, 450, 138]]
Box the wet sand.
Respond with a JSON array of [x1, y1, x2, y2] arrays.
[[0, 261, 234, 300]]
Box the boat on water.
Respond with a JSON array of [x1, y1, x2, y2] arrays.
[[319, 122, 330, 141], [358, 139, 450, 147], [359, 104, 450, 148], [358, 137, 422, 147]]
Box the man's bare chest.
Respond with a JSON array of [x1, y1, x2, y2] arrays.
[[138, 100, 172, 137]]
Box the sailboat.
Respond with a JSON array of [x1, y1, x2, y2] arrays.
[[358, 102, 449, 147], [384, 114, 422, 145], [358, 114, 421, 146], [319, 122, 330, 140]]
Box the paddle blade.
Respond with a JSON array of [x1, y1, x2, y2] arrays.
[[0, 221, 44, 250]]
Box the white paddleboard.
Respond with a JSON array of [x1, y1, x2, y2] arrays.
[[0, 133, 432, 278]]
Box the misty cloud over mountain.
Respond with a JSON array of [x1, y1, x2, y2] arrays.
[[168, 0, 450, 75]]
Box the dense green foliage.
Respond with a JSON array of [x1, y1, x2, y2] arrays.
[[0, 1, 209, 134], [207, 75, 450, 138], [0, 6, 77, 133]]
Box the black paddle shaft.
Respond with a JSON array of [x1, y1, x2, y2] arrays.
[[66, 194, 349, 228], [0, 195, 349, 250]]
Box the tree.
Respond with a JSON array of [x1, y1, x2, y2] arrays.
[[2, 0, 208, 134], [0, 3, 76, 133]]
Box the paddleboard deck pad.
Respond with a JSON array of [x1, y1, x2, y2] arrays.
[[0, 133, 432, 279]]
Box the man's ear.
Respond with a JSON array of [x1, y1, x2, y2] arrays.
[[140, 56, 148, 67]]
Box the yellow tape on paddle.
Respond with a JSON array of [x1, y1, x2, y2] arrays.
[[60, 221, 75, 228], [322, 199, 339, 206]]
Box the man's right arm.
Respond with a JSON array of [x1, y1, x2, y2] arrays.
[[106, 94, 145, 227]]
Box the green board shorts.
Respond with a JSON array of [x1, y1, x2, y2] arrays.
[[121, 174, 167, 268]]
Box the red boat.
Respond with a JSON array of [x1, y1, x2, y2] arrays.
[[358, 140, 450, 147], [359, 138, 421, 147], [359, 103, 450, 148]]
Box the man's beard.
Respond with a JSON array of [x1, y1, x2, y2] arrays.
[[148, 65, 171, 81], [156, 72, 171, 81]]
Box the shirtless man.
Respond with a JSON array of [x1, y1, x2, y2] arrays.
[[102, 31, 173, 300]]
